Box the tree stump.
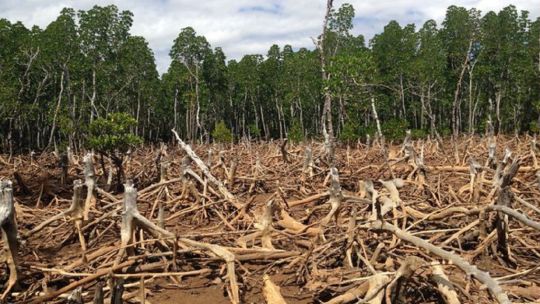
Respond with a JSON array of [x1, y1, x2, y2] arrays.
[[0, 180, 19, 301]]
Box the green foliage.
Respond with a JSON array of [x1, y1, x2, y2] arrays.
[[87, 112, 142, 154], [2, 2, 540, 153], [339, 121, 359, 143], [248, 123, 261, 138], [410, 129, 428, 139], [288, 120, 304, 143], [381, 119, 408, 140], [529, 121, 540, 133], [212, 121, 233, 143]]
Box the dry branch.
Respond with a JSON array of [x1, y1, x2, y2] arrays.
[[172, 129, 241, 209], [431, 263, 460, 304], [263, 274, 287, 304], [368, 220, 510, 304]]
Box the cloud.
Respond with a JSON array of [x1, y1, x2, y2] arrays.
[[1, 0, 538, 74]]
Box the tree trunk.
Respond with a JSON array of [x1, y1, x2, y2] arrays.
[[400, 74, 406, 119], [467, 64, 476, 134], [495, 89, 502, 134], [318, 0, 334, 142], [173, 86, 179, 132], [371, 97, 383, 139], [452, 40, 472, 138], [135, 86, 141, 136], [90, 68, 97, 123], [47, 69, 65, 149], [195, 64, 201, 140]]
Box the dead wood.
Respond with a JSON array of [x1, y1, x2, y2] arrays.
[[115, 181, 175, 266], [2, 136, 539, 303], [0, 180, 19, 301], [263, 274, 287, 304], [172, 129, 241, 209], [367, 220, 511, 304], [430, 263, 460, 304]]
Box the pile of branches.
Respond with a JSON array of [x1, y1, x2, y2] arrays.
[[0, 132, 539, 303]]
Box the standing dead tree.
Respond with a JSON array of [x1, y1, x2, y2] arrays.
[[315, 0, 335, 164]]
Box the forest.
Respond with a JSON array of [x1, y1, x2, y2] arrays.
[[0, 3, 539, 153]]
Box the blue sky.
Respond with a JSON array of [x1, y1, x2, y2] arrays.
[[1, 0, 538, 74]]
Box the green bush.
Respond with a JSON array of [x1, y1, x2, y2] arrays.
[[212, 120, 233, 143], [87, 112, 142, 191], [529, 121, 540, 133], [339, 121, 359, 144], [381, 118, 408, 140], [88, 112, 142, 154], [410, 129, 428, 139], [248, 123, 261, 138], [288, 120, 304, 143]]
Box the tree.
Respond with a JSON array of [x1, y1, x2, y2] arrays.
[[87, 112, 142, 191], [411, 19, 446, 136], [2, 3, 540, 153], [169, 27, 211, 141], [441, 6, 480, 136], [212, 120, 233, 143]]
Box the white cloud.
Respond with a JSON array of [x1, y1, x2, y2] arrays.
[[1, 0, 538, 74]]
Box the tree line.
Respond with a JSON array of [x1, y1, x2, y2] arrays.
[[1, 4, 539, 153]]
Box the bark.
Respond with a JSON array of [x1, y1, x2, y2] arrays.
[[114, 181, 175, 266], [0, 181, 18, 301], [47, 69, 65, 149], [452, 40, 472, 137], [173, 86, 179, 132], [172, 129, 241, 209], [430, 263, 460, 304], [263, 275, 287, 304], [90, 68, 97, 123], [371, 97, 383, 139], [317, 0, 334, 148], [368, 220, 510, 304]]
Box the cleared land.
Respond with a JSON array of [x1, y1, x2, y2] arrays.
[[0, 135, 539, 303]]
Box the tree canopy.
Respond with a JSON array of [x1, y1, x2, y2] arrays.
[[1, 3, 539, 152]]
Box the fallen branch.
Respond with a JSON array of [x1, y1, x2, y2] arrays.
[[368, 220, 510, 304], [172, 129, 241, 209]]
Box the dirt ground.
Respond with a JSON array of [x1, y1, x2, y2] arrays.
[[0, 135, 539, 303]]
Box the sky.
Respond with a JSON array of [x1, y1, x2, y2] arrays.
[[1, 0, 539, 74]]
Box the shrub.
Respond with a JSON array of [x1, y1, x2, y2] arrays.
[[87, 112, 142, 191], [88, 112, 142, 154], [248, 123, 261, 138], [529, 121, 540, 134], [288, 120, 304, 143], [339, 121, 359, 144], [410, 129, 428, 139], [212, 120, 233, 143], [381, 118, 408, 140]]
